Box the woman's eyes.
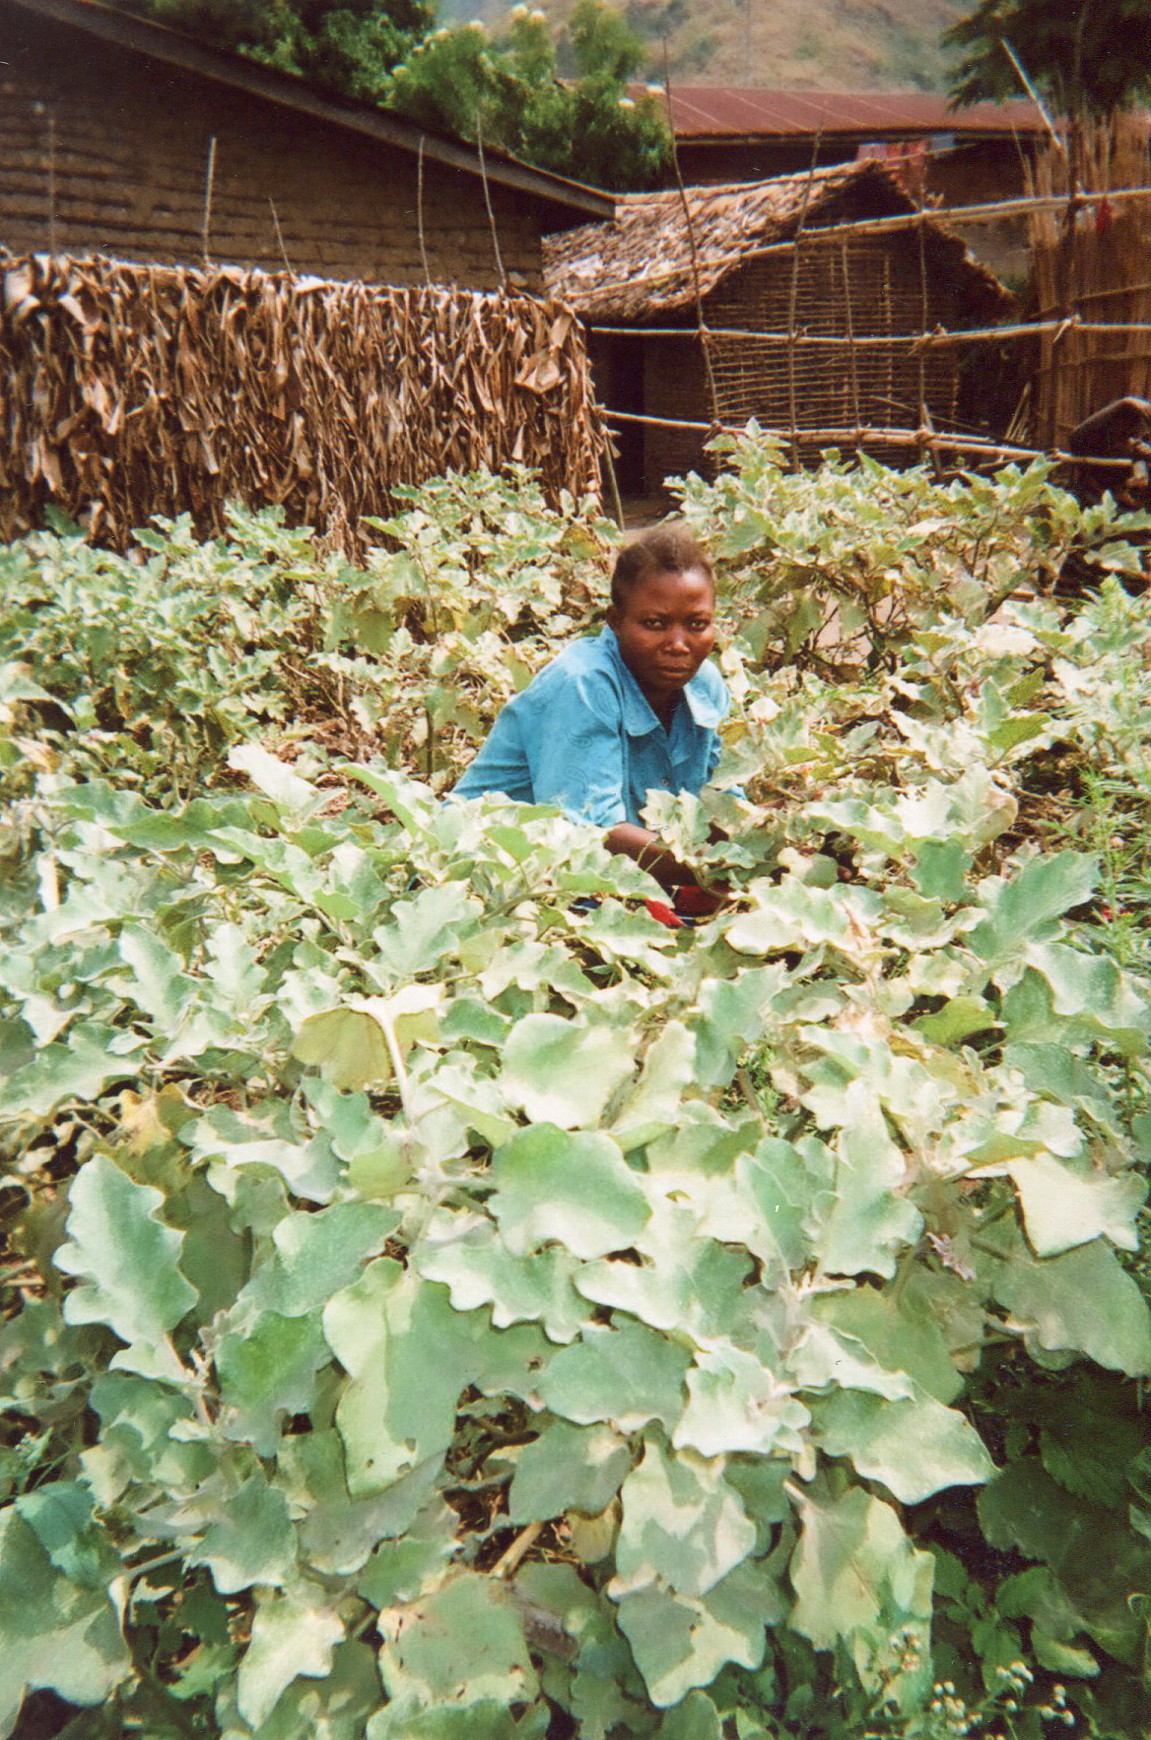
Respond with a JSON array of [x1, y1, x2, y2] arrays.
[[640, 619, 712, 631]]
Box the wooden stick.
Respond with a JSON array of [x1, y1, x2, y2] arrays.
[[841, 238, 862, 440], [664, 48, 719, 424], [492, 1521, 543, 1580], [787, 138, 821, 464], [1001, 39, 1065, 156], [201, 134, 217, 269], [474, 114, 506, 292], [598, 406, 1136, 465], [267, 198, 291, 273], [585, 316, 1151, 347], [46, 109, 58, 257], [416, 135, 432, 287]]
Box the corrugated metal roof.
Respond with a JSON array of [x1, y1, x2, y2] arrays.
[[651, 86, 1048, 140]]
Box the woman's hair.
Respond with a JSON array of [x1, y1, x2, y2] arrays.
[[610, 523, 714, 610]]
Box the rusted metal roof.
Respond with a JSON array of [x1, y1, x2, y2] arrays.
[[650, 86, 1048, 141], [544, 159, 1012, 322]]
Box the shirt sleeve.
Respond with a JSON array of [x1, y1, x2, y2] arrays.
[[523, 668, 631, 828]]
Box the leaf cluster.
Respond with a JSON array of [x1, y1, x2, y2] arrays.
[[385, 1, 673, 190], [3, 441, 1151, 1737], [943, 0, 1151, 117], [109, 0, 434, 101]]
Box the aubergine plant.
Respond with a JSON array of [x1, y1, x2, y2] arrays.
[[1, 441, 1150, 1739]]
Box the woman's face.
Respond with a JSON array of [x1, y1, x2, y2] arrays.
[[607, 566, 716, 710]]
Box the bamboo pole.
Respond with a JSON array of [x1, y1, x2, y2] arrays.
[[598, 406, 1136, 467], [590, 316, 1151, 347], [201, 134, 217, 269], [786, 139, 822, 464], [663, 52, 720, 425]]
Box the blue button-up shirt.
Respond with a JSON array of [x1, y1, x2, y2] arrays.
[[453, 625, 729, 827]]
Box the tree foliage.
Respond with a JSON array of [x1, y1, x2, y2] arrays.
[[3, 447, 1151, 1737], [944, 0, 1151, 116], [113, 0, 434, 101], [386, 1, 670, 190]]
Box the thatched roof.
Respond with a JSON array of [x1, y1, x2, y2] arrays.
[[544, 160, 1012, 322]]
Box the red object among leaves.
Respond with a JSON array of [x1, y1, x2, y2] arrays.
[[644, 898, 684, 929]]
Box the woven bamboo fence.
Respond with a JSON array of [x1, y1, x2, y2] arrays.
[[0, 253, 607, 549], [1026, 113, 1151, 448]]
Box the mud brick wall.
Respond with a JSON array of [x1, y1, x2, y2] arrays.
[[0, 4, 553, 290]]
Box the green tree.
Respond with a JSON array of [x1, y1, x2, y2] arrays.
[[386, 1, 672, 190], [112, 0, 435, 100], [944, 0, 1151, 116]]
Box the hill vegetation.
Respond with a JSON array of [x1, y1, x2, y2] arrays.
[[445, 0, 972, 93]]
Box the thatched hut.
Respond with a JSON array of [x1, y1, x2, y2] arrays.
[[544, 160, 1014, 494]]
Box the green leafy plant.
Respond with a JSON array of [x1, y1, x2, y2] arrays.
[[2, 440, 1151, 1738]]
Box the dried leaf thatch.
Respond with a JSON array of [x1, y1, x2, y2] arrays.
[[0, 254, 607, 549], [544, 160, 1011, 323]]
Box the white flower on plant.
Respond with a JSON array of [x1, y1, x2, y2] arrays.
[[617, 96, 635, 109]]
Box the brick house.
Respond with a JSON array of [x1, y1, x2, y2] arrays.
[[0, 0, 611, 289]]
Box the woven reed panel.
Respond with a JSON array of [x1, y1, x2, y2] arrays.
[[703, 234, 961, 437]]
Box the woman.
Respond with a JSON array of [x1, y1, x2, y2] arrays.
[[454, 523, 729, 899]]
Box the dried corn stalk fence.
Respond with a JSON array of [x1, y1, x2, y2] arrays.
[[1026, 112, 1151, 449], [0, 253, 607, 550]]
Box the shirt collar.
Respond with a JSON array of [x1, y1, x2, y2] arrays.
[[601, 625, 722, 735]]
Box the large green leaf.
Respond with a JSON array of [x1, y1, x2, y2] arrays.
[[967, 852, 1099, 964], [537, 1320, 692, 1433], [0, 1507, 130, 1732], [508, 1420, 632, 1524], [499, 1013, 635, 1128], [1006, 1151, 1146, 1257], [55, 1151, 197, 1381], [990, 1235, 1151, 1375], [814, 1089, 923, 1279], [378, 1574, 538, 1708], [673, 1346, 809, 1458], [813, 1389, 995, 1503], [216, 1310, 329, 1455], [789, 1483, 934, 1669], [576, 1205, 755, 1341], [323, 1260, 467, 1494], [489, 1124, 651, 1260], [372, 883, 481, 979], [188, 1471, 297, 1593], [614, 1555, 779, 1708], [236, 1582, 346, 1729], [611, 1436, 756, 1599], [247, 1201, 400, 1318], [416, 1213, 587, 1343]]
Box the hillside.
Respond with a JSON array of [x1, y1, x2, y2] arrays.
[[441, 0, 971, 93]]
